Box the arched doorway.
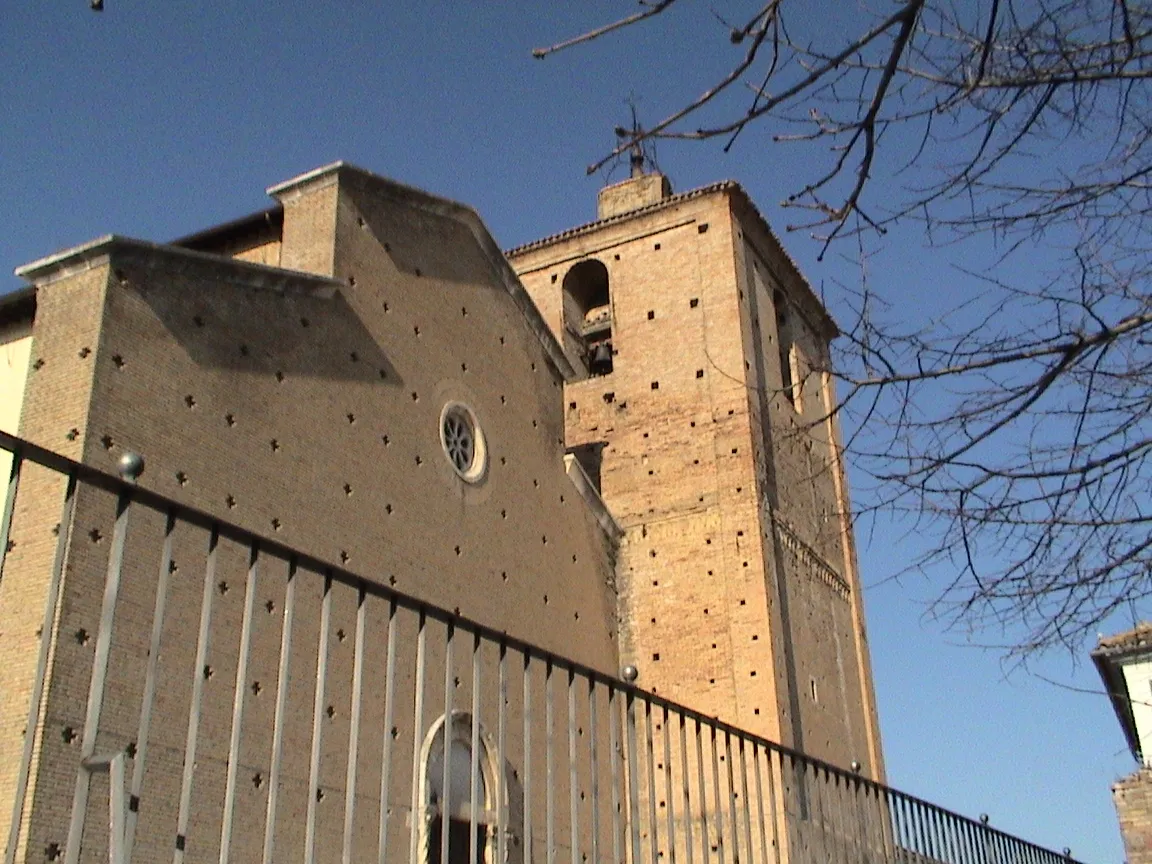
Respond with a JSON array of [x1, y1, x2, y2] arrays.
[[419, 712, 500, 864]]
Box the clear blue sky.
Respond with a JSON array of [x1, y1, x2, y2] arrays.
[[0, 3, 1132, 861]]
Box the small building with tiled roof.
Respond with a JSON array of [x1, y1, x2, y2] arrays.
[[1094, 622, 1152, 763], [1094, 624, 1152, 864]]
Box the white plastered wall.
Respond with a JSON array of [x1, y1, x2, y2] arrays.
[[1121, 654, 1152, 765], [0, 321, 32, 509]]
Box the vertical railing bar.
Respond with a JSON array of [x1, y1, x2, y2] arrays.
[[469, 631, 481, 864], [377, 598, 398, 864], [709, 725, 726, 864], [441, 622, 455, 864], [801, 760, 820, 864], [678, 712, 694, 864], [804, 761, 828, 864], [972, 820, 990, 864], [917, 799, 935, 860], [862, 779, 884, 864], [5, 473, 75, 864], [898, 792, 916, 861], [878, 782, 896, 864], [937, 803, 954, 863], [829, 769, 847, 864], [662, 706, 675, 864], [996, 823, 1012, 864], [899, 793, 915, 857], [723, 732, 741, 864], [523, 653, 533, 864], [568, 669, 580, 864], [807, 765, 825, 864], [694, 719, 709, 864], [304, 572, 333, 864], [926, 803, 945, 863], [1017, 827, 1032, 864], [951, 805, 971, 864], [408, 612, 428, 864], [859, 778, 874, 864], [824, 764, 843, 864], [984, 820, 1000, 864], [737, 739, 753, 864], [962, 811, 981, 864], [904, 793, 921, 858], [939, 807, 954, 864], [824, 769, 843, 864], [829, 769, 849, 864], [750, 744, 769, 864], [588, 678, 601, 864], [1019, 827, 1035, 864], [263, 557, 298, 864], [933, 802, 951, 863], [889, 790, 904, 857], [838, 770, 855, 864], [1009, 823, 1026, 864], [898, 792, 915, 858], [762, 748, 780, 864], [0, 451, 22, 585], [782, 754, 799, 864], [811, 769, 829, 864], [1029, 832, 1046, 864], [855, 779, 872, 864], [219, 542, 260, 864], [108, 754, 126, 864], [644, 698, 659, 864], [1001, 823, 1016, 864], [722, 733, 739, 864], [124, 509, 175, 862], [1025, 834, 1037, 864], [546, 660, 555, 864], [608, 686, 622, 864], [65, 488, 132, 864], [173, 526, 219, 864], [858, 776, 874, 864], [496, 643, 508, 864], [1010, 827, 1028, 864], [942, 807, 961, 864], [625, 692, 642, 864], [342, 584, 368, 864], [879, 786, 900, 864]]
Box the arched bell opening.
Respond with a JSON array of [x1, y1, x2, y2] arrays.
[[562, 259, 613, 376]]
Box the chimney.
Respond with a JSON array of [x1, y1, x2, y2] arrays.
[[596, 172, 673, 220]]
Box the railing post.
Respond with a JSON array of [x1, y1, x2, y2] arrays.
[[77, 752, 128, 864], [5, 471, 75, 864], [65, 486, 133, 864]]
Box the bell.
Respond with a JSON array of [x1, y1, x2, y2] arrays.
[[589, 340, 617, 375]]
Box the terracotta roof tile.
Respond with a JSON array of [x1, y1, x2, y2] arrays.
[[1095, 622, 1152, 656]]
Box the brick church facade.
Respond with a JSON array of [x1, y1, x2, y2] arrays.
[[0, 162, 884, 863]]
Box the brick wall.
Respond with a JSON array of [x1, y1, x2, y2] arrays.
[[2, 166, 623, 863], [0, 265, 109, 857], [1116, 768, 1152, 864], [511, 181, 884, 778]]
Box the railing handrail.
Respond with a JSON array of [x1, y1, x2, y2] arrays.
[[0, 428, 1080, 862]]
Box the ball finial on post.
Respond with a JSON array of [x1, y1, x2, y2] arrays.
[[117, 452, 144, 483]]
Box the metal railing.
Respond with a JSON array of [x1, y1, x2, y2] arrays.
[[0, 430, 1078, 864]]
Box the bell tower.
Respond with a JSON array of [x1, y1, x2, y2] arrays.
[[508, 173, 885, 779]]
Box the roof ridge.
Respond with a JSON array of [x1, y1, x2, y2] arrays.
[[504, 181, 736, 257]]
